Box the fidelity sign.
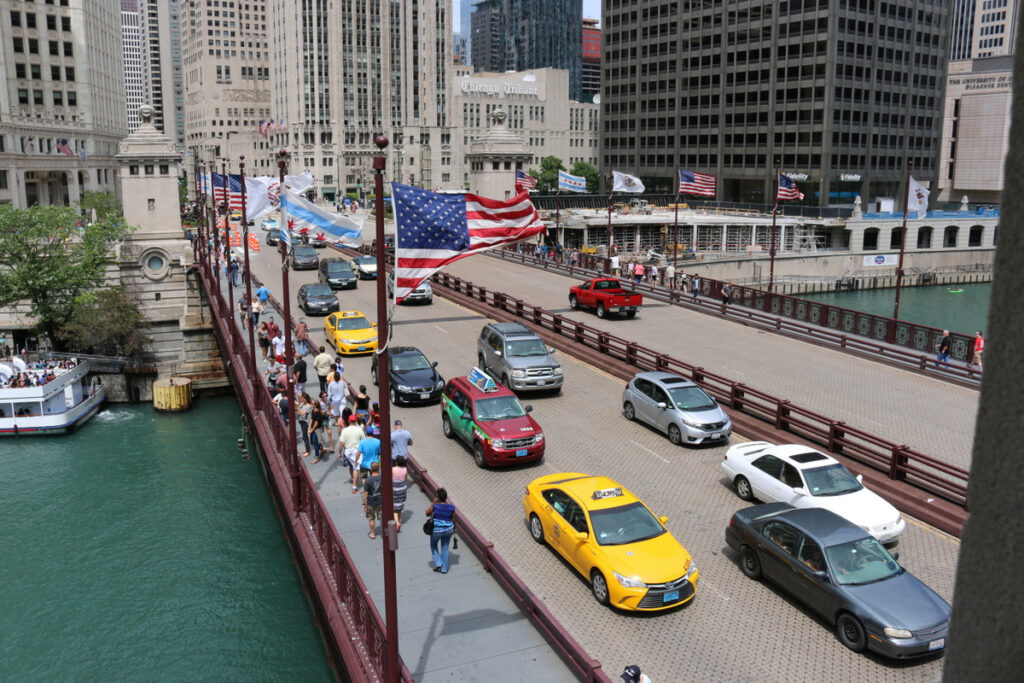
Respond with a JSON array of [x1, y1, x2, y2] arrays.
[[460, 79, 540, 98]]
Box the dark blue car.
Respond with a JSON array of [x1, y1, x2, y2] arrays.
[[725, 503, 950, 659], [371, 346, 444, 405]]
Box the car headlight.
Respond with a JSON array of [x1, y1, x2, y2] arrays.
[[679, 416, 702, 428], [613, 571, 647, 589], [552, 367, 563, 376], [685, 561, 698, 579], [491, 438, 505, 448], [510, 369, 527, 379], [883, 627, 913, 639], [435, 380, 444, 389], [397, 385, 412, 392], [534, 432, 544, 444]]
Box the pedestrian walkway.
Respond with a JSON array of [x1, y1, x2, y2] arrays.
[[214, 267, 574, 681]]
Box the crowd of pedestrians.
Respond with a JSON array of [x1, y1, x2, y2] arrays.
[[0, 358, 78, 388]]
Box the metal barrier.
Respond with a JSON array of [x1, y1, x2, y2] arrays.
[[487, 249, 983, 385], [432, 270, 970, 509]]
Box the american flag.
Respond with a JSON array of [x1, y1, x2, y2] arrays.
[[56, 139, 74, 157], [391, 182, 546, 303], [515, 169, 538, 193], [777, 172, 805, 201], [678, 169, 716, 197], [211, 173, 245, 209]]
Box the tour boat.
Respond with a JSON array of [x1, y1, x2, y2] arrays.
[[0, 359, 106, 436]]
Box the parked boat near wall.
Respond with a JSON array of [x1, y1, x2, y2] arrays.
[[0, 359, 106, 436]]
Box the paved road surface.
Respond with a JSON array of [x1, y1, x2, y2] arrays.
[[235, 232, 959, 681]]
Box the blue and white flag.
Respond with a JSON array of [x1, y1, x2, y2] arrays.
[[244, 171, 316, 222], [557, 170, 587, 193], [280, 189, 362, 247]]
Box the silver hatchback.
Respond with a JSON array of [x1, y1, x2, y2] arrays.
[[622, 371, 731, 445]]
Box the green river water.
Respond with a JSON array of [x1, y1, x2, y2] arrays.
[[800, 282, 992, 336], [0, 396, 333, 681]]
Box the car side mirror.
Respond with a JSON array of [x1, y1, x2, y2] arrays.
[[494, 351, 502, 357], [372, 323, 378, 328], [460, 413, 473, 420], [659, 515, 669, 525], [548, 347, 556, 354], [524, 405, 533, 413], [793, 487, 808, 496], [890, 550, 900, 561], [813, 570, 829, 582], [856, 474, 863, 483], [657, 402, 667, 410], [575, 531, 587, 541]]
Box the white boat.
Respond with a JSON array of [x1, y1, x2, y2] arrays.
[[0, 359, 106, 436]]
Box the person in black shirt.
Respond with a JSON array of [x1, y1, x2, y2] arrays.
[[936, 330, 952, 368]]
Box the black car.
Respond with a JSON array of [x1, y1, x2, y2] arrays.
[[318, 258, 358, 290], [297, 284, 340, 316], [371, 346, 445, 405], [352, 254, 378, 279], [265, 228, 281, 246], [290, 245, 319, 270], [725, 503, 951, 659]]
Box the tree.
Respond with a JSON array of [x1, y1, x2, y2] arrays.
[[0, 204, 133, 349], [80, 190, 122, 222], [570, 161, 600, 193], [57, 287, 151, 358], [528, 156, 565, 192]]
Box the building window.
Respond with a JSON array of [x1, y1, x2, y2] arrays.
[[62, 41, 72, 57], [13, 37, 23, 53], [30, 64, 41, 79], [145, 165, 154, 175], [18, 89, 28, 105], [0, 170, 7, 190], [147, 199, 156, 211], [15, 64, 26, 79], [65, 67, 75, 81], [130, 165, 139, 175], [67, 91, 76, 106], [52, 91, 62, 106], [33, 90, 43, 105], [159, 164, 169, 175], [10, 11, 20, 27]]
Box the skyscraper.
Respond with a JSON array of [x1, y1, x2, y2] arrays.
[[471, 0, 583, 102], [121, 0, 148, 133], [0, 0, 126, 207], [600, 0, 950, 206], [950, 0, 1019, 59], [459, 0, 484, 67], [581, 18, 601, 103], [140, 0, 186, 147]]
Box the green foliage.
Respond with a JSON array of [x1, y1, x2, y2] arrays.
[[528, 156, 565, 192], [569, 161, 600, 193], [80, 190, 122, 222], [0, 204, 133, 348], [57, 287, 151, 358]]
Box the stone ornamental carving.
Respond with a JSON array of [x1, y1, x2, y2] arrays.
[[491, 108, 507, 125], [139, 104, 154, 123]]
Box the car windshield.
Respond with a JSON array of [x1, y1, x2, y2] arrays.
[[666, 385, 717, 411], [304, 285, 334, 297], [295, 247, 316, 258], [326, 263, 352, 275], [590, 502, 666, 546], [802, 464, 863, 496], [505, 339, 548, 357], [392, 354, 431, 372], [334, 316, 371, 331], [358, 256, 377, 267], [825, 537, 902, 585], [474, 395, 526, 421]]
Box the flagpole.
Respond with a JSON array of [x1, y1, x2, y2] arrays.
[[276, 149, 299, 509], [893, 160, 912, 321], [673, 166, 680, 268], [372, 134, 401, 683], [240, 156, 256, 378], [769, 159, 779, 294], [605, 169, 613, 274], [192, 158, 200, 262], [222, 158, 233, 306], [555, 186, 561, 254], [210, 160, 219, 280]]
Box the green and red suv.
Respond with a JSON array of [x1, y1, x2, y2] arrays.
[[441, 370, 545, 468]]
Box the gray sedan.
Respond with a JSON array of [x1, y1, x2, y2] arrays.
[[726, 503, 951, 659], [621, 371, 731, 445]]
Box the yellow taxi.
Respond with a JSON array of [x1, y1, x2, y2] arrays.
[[523, 473, 698, 611], [324, 310, 378, 355]]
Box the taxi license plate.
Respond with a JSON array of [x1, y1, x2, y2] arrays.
[[419, 393, 430, 399], [662, 590, 679, 603], [516, 449, 529, 457], [929, 638, 945, 651], [357, 346, 367, 351]]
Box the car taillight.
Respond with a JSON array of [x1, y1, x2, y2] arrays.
[[524, 486, 530, 496], [728, 517, 735, 527]]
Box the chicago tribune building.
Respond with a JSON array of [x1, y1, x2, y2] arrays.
[[451, 67, 599, 192], [600, 0, 950, 206]]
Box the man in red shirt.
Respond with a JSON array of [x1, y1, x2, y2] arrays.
[[973, 331, 985, 372]]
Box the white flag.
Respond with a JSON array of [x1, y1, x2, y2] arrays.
[[244, 171, 317, 221], [612, 171, 645, 193], [907, 176, 929, 219]]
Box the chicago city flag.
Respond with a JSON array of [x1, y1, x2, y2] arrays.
[[612, 171, 645, 193], [557, 169, 588, 193], [391, 182, 546, 303]]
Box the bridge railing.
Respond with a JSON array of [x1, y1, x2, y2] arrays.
[[433, 271, 970, 508], [195, 256, 412, 682]]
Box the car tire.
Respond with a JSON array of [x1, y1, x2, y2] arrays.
[[389, 387, 398, 406], [734, 475, 754, 501], [371, 366, 378, 385], [473, 442, 488, 468], [596, 302, 606, 318], [529, 514, 545, 545], [668, 424, 682, 445], [739, 545, 762, 579], [590, 570, 611, 606], [477, 354, 487, 372], [836, 613, 867, 652], [569, 294, 578, 310], [623, 401, 636, 421], [502, 374, 514, 390], [625, 310, 637, 319], [442, 414, 454, 439]]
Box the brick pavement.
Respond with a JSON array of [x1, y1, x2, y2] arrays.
[[237, 240, 958, 681]]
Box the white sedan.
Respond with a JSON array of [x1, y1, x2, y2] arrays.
[[720, 441, 906, 544]]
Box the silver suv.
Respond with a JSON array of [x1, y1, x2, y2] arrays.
[[477, 322, 563, 393]]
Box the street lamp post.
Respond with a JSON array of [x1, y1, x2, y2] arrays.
[[276, 148, 299, 505]]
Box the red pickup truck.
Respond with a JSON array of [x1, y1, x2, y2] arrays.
[[568, 278, 643, 318]]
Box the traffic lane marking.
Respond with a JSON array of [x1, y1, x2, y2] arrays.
[[631, 440, 670, 464]]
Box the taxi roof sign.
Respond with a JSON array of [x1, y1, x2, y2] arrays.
[[468, 367, 498, 392], [340, 311, 362, 317], [592, 487, 624, 500]]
